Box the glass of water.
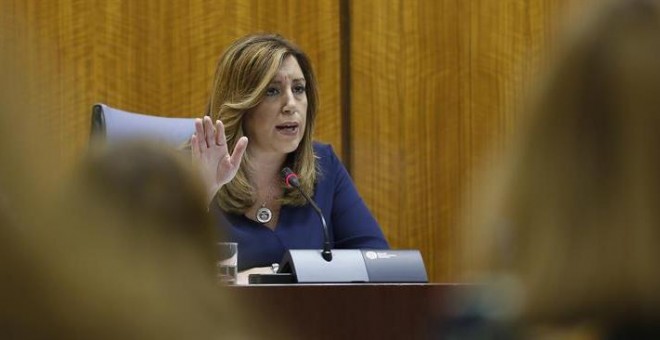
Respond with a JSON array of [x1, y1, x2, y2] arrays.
[[217, 242, 238, 284]]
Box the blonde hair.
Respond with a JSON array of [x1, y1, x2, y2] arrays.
[[474, 0, 660, 327], [75, 142, 216, 264], [207, 34, 319, 214]]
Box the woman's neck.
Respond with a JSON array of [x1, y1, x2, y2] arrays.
[[248, 150, 287, 190]]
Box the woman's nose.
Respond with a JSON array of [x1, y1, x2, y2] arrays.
[[281, 88, 295, 114]]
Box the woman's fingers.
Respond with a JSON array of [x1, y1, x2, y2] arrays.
[[194, 118, 206, 148], [230, 136, 248, 168], [215, 120, 226, 148], [191, 133, 200, 158], [193, 116, 245, 187], [203, 116, 215, 147]]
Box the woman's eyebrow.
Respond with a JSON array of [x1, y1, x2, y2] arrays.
[[269, 77, 306, 84]]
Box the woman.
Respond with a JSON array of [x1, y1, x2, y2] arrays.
[[191, 34, 389, 271]]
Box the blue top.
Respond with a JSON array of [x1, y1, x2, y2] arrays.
[[214, 142, 389, 270]]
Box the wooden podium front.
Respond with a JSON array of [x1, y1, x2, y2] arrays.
[[229, 284, 467, 339]]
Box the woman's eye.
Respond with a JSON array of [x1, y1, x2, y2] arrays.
[[293, 85, 306, 94], [265, 87, 280, 96]]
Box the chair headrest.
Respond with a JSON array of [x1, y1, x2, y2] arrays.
[[90, 103, 196, 146]]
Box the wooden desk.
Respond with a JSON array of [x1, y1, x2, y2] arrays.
[[229, 284, 468, 339]]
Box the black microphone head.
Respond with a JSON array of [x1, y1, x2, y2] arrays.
[[281, 167, 301, 188]]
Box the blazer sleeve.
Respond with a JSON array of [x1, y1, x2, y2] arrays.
[[325, 146, 390, 249]]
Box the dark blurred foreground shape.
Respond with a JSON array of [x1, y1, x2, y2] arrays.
[[441, 0, 660, 338]]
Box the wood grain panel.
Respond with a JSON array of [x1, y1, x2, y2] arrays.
[[351, 0, 587, 282], [5, 0, 594, 283], [350, 0, 461, 283], [5, 0, 342, 169]]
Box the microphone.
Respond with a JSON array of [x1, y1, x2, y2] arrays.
[[281, 167, 332, 262]]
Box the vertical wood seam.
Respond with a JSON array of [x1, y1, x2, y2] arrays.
[[339, 0, 352, 172]]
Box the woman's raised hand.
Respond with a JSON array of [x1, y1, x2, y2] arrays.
[[191, 116, 248, 206]]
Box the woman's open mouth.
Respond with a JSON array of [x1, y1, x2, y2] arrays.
[[275, 122, 300, 136]]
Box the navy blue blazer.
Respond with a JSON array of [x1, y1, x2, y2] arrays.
[[215, 142, 389, 270]]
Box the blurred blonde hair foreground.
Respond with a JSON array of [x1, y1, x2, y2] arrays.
[[0, 23, 284, 340], [1, 115, 262, 337], [467, 0, 660, 335], [74, 141, 217, 267]]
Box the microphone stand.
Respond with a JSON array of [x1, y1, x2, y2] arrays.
[[282, 167, 332, 261]]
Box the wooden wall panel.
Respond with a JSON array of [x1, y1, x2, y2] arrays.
[[5, 0, 594, 283], [350, 0, 587, 282], [350, 0, 461, 283], [5, 0, 342, 168]]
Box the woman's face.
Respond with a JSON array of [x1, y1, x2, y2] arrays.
[[243, 55, 308, 158]]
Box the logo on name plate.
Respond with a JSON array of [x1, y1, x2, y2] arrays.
[[365, 251, 397, 260]]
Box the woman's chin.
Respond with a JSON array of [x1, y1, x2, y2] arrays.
[[279, 140, 302, 154]]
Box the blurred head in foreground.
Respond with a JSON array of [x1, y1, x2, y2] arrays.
[[0, 26, 271, 340], [2, 137, 253, 337], [73, 141, 217, 266], [463, 0, 660, 337]]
